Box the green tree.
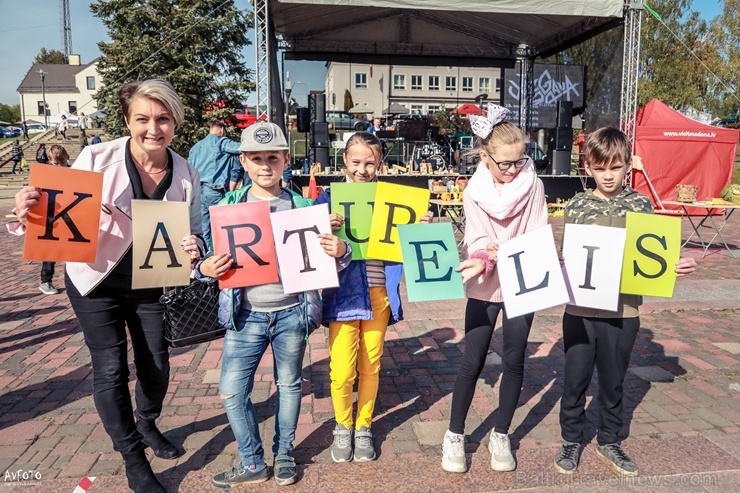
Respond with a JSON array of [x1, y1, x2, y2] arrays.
[[34, 48, 66, 64], [343, 89, 353, 112], [638, 0, 713, 111], [90, 0, 253, 154], [707, 0, 740, 117], [0, 103, 21, 123]]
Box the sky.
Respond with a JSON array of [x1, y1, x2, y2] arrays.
[[0, 0, 725, 107]]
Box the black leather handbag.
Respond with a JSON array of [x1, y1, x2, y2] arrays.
[[160, 280, 226, 348]]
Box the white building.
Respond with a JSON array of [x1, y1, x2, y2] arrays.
[[16, 55, 102, 125], [325, 62, 502, 116]]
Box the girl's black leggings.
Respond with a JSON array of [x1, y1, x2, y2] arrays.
[[449, 298, 534, 435]]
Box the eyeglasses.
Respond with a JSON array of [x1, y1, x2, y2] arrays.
[[485, 151, 529, 171]]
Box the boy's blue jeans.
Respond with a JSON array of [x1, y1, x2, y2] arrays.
[[219, 304, 306, 466]]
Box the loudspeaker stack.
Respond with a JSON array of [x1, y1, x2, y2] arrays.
[[549, 100, 573, 175]]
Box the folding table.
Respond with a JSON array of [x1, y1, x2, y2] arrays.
[[661, 200, 740, 258], [429, 199, 465, 246]]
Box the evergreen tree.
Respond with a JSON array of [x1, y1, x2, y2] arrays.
[[34, 48, 66, 64], [707, 0, 740, 117], [90, 0, 253, 154]]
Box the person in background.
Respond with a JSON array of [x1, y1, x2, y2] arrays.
[[35, 143, 49, 164], [11, 140, 24, 174], [58, 115, 69, 140], [22, 122, 29, 140], [78, 111, 87, 136], [188, 119, 244, 250], [553, 127, 696, 477], [38, 144, 71, 295], [91, 134, 103, 145], [367, 117, 384, 135], [10, 79, 204, 493], [441, 104, 547, 475]]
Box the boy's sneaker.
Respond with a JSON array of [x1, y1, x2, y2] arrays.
[[211, 462, 269, 489], [273, 454, 297, 486], [488, 432, 516, 471], [39, 282, 59, 295], [354, 426, 376, 462], [553, 441, 581, 474], [331, 424, 353, 462], [595, 443, 638, 476], [441, 430, 467, 473]]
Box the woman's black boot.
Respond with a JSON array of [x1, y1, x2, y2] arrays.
[[136, 419, 182, 459], [122, 449, 167, 493]]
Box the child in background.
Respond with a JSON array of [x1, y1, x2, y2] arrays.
[[553, 127, 695, 476], [441, 105, 548, 474], [38, 144, 70, 295], [197, 122, 352, 488], [11, 140, 24, 174], [315, 132, 432, 463]]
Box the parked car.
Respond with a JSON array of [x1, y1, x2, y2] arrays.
[[0, 126, 19, 138], [325, 110, 370, 131], [26, 123, 48, 133], [525, 141, 550, 174], [233, 106, 263, 129], [712, 112, 739, 127]]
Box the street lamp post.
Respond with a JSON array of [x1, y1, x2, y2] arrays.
[[38, 69, 48, 129]]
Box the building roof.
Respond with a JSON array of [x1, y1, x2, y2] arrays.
[[16, 60, 97, 93]]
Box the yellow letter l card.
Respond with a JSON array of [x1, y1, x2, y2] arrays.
[[620, 212, 680, 298]]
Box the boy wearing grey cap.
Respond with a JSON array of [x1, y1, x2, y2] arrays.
[[197, 122, 352, 487]]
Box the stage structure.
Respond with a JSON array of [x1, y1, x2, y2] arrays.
[[252, 0, 644, 182]]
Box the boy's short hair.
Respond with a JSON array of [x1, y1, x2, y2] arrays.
[[585, 127, 631, 167], [47, 144, 70, 166]]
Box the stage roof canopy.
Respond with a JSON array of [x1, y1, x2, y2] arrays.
[[272, 0, 625, 67]]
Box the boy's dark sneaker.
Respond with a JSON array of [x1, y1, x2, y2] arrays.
[[274, 454, 297, 486], [211, 462, 270, 489], [553, 441, 581, 474], [595, 443, 638, 476]]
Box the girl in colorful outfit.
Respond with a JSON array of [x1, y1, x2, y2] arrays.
[[441, 104, 548, 474], [315, 132, 431, 463]]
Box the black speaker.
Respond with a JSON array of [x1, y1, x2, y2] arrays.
[[554, 127, 572, 150], [551, 150, 571, 175], [311, 122, 329, 147], [556, 100, 573, 128], [296, 107, 310, 133]]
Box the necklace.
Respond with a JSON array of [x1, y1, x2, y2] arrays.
[[134, 161, 167, 175]]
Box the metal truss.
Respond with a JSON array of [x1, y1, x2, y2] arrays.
[[290, 40, 511, 58], [253, 0, 270, 119], [60, 0, 72, 62], [516, 45, 534, 131], [620, 1, 644, 186]]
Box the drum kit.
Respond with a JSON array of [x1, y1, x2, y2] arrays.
[[413, 144, 447, 172]]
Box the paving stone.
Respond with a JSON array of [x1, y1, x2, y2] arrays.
[[629, 366, 676, 382], [712, 342, 740, 355]]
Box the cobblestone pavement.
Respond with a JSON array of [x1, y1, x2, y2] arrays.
[[1, 192, 738, 492]]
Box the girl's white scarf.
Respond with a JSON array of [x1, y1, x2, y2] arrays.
[[465, 158, 537, 220]]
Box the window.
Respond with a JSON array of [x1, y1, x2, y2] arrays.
[[355, 73, 367, 89], [37, 101, 45, 116], [427, 105, 441, 115], [462, 77, 473, 92], [428, 75, 439, 91], [479, 77, 491, 93], [410, 105, 423, 115], [411, 75, 423, 90], [86, 76, 96, 90], [496, 78, 502, 92], [68, 101, 77, 113], [445, 76, 457, 91], [393, 74, 406, 90]]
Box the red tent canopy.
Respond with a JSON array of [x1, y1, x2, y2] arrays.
[[633, 99, 739, 211], [452, 103, 484, 116]]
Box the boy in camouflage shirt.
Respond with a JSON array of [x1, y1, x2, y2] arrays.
[[553, 127, 696, 476]]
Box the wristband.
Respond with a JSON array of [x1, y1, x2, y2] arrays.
[[469, 250, 493, 274]]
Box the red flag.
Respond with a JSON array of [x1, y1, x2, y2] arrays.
[[308, 171, 318, 200]]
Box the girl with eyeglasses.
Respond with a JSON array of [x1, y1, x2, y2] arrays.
[[441, 104, 547, 474]]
